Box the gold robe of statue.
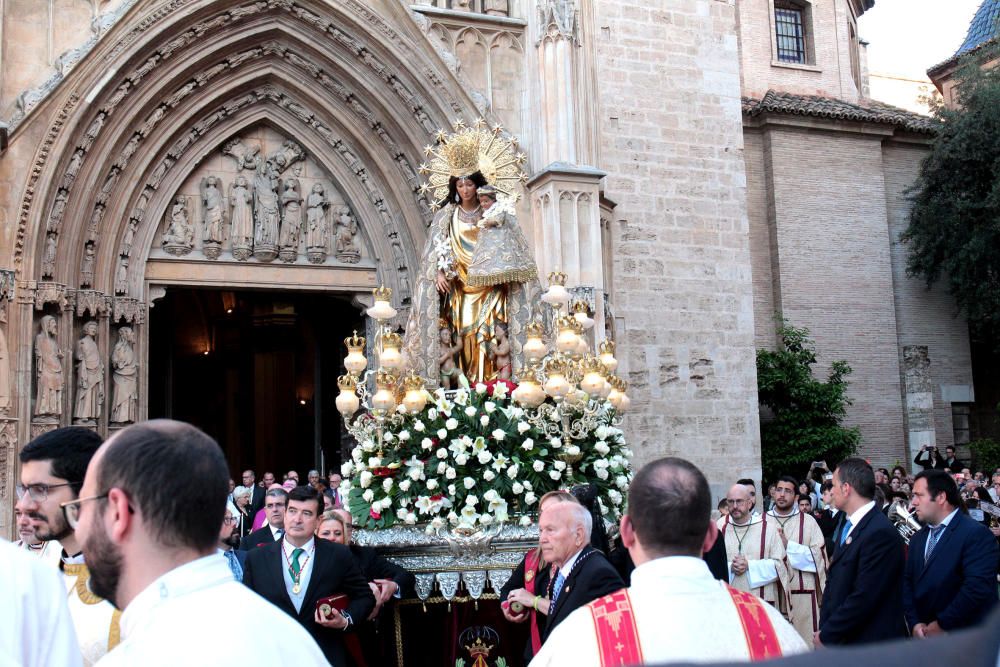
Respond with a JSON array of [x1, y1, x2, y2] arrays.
[[768, 509, 828, 646], [718, 514, 791, 618]]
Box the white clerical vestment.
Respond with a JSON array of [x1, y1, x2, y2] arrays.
[[767, 508, 827, 645], [529, 557, 807, 666], [718, 514, 791, 616], [98, 554, 328, 665], [15, 538, 64, 568], [60, 556, 122, 666], [0, 539, 82, 667]]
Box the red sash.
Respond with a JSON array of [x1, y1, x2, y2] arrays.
[[589, 590, 643, 667], [523, 549, 544, 655], [726, 586, 783, 661]]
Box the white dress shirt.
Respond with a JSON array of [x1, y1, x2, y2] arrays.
[[924, 507, 960, 559], [281, 538, 316, 613], [843, 500, 876, 542], [0, 539, 82, 667], [97, 554, 327, 665], [530, 557, 806, 667]]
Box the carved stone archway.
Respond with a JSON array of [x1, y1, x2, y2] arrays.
[[6, 0, 488, 458]]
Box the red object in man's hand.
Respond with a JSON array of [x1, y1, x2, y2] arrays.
[[316, 593, 349, 620]]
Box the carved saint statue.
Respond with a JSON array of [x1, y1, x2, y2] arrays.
[[115, 257, 129, 295], [306, 183, 329, 264], [73, 320, 104, 424], [42, 234, 58, 278], [252, 157, 281, 261], [81, 243, 96, 287], [230, 176, 254, 260], [161, 195, 194, 255], [34, 315, 64, 417], [278, 178, 303, 262], [110, 327, 137, 424], [201, 176, 225, 245], [0, 303, 10, 413], [334, 206, 360, 264]]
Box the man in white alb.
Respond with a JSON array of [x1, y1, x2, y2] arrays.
[[70, 419, 328, 665], [530, 457, 806, 666]]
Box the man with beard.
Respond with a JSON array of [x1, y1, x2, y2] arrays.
[[767, 476, 827, 645], [718, 483, 790, 617], [17, 426, 119, 666], [71, 419, 326, 664], [14, 500, 62, 566], [218, 505, 248, 581]]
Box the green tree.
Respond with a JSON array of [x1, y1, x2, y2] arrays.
[[902, 44, 1000, 347], [757, 323, 860, 481]]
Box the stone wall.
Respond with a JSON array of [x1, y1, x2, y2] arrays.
[[595, 0, 761, 496]]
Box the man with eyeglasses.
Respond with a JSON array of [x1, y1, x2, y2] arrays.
[[242, 469, 265, 516], [218, 506, 248, 581], [69, 419, 327, 664], [717, 482, 791, 620], [240, 487, 288, 550], [16, 426, 119, 666]]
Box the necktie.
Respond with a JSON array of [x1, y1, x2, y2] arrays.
[[289, 547, 304, 581], [839, 519, 853, 545], [224, 550, 243, 581], [551, 571, 566, 607], [926, 525, 945, 560], [275, 528, 284, 539]]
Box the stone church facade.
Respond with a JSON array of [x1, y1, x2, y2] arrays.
[[0, 0, 973, 531]]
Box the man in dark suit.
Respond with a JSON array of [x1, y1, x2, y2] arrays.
[[818, 457, 906, 646], [219, 505, 248, 580], [905, 469, 999, 635], [813, 480, 845, 560], [942, 445, 965, 472], [242, 469, 266, 516], [240, 487, 287, 551], [243, 485, 375, 666], [538, 500, 625, 640], [333, 509, 416, 603]]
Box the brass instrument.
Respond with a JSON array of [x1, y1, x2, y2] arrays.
[[980, 500, 1000, 529], [888, 501, 923, 544]]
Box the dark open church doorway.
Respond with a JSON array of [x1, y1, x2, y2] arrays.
[[148, 288, 362, 480]]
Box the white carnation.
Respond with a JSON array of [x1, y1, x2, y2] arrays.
[[341, 461, 354, 477], [448, 484, 457, 496], [360, 471, 373, 488], [565, 445, 581, 456], [362, 489, 374, 502]]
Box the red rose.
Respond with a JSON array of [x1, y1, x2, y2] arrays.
[[369, 509, 382, 520], [430, 494, 444, 501]]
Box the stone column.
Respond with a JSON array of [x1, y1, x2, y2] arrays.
[[0, 272, 17, 539], [902, 345, 936, 464]]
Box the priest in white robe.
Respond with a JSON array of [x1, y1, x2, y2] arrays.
[[718, 483, 791, 617], [768, 476, 828, 645]]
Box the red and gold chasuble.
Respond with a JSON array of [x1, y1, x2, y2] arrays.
[[587, 587, 783, 666]]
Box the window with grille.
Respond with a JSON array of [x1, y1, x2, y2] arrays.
[[775, 6, 806, 64], [952, 403, 971, 445]]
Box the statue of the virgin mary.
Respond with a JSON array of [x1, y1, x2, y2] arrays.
[[403, 120, 541, 386]]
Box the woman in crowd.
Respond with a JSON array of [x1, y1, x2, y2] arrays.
[[316, 511, 347, 544], [231, 486, 253, 538]]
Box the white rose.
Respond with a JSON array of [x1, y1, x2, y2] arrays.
[[616, 475, 628, 489], [553, 461, 567, 471], [455, 453, 469, 466], [521, 438, 534, 451], [479, 513, 494, 525], [484, 401, 496, 413], [408, 467, 422, 481], [448, 484, 457, 496], [465, 406, 477, 417], [594, 440, 610, 455], [512, 481, 524, 494], [477, 450, 492, 464], [565, 445, 581, 457], [382, 478, 394, 491], [608, 489, 623, 505], [595, 425, 610, 440], [463, 477, 476, 490], [475, 383, 488, 395], [437, 428, 448, 439], [340, 480, 353, 492], [361, 440, 376, 452], [399, 479, 412, 492], [483, 470, 496, 481], [414, 420, 425, 432], [519, 515, 532, 526], [437, 461, 447, 474], [532, 460, 545, 472], [549, 470, 561, 481], [398, 430, 411, 442], [524, 492, 537, 505], [491, 429, 505, 441], [341, 461, 354, 477], [422, 438, 434, 450], [351, 446, 363, 460], [446, 467, 457, 479], [446, 418, 459, 430], [428, 408, 438, 420], [480, 415, 490, 427], [436, 448, 448, 459], [597, 468, 609, 480], [405, 512, 417, 525], [550, 437, 563, 449], [426, 478, 439, 490], [483, 489, 500, 502], [368, 457, 382, 468], [360, 471, 373, 488], [517, 421, 530, 434], [362, 489, 374, 502], [507, 465, 519, 479], [383, 432, 396, 443], [466, 494, 479, 506], [431, 517, 445, 530]]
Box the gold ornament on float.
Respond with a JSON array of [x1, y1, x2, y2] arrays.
[[418, 118, 528, 211]]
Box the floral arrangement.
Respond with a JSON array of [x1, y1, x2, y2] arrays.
[[341, 380, 633, 532]]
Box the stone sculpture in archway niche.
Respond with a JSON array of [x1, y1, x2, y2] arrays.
[[111, 327, 138, 424], [33, 315, 63, 418], [156, 129, 362, 266], [73, 320, 104, 425]]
